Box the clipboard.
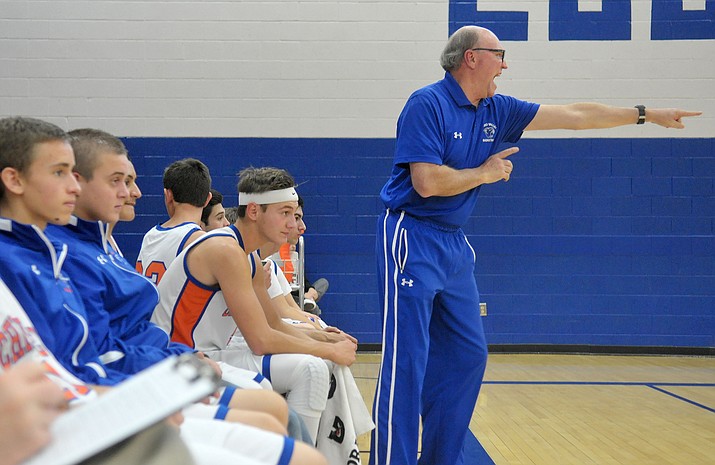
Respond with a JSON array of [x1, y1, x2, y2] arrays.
[[23, 354, 219, 465]]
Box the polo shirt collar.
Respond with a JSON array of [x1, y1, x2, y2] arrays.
[[443, 72, 474, 108], [442, 72, 493, 109]]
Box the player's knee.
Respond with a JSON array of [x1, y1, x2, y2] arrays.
[[294, 356, 330, 411], [254, 412, 288, 436], [289, 441, 328, 465], [225, 410, 287, 436], [264, 389, 290, 427]]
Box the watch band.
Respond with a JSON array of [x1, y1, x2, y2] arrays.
[[634, 105, 646, 125]]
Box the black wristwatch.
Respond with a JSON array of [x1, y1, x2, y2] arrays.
[[634, 105, 646, 125]]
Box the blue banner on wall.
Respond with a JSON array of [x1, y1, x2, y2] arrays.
[[449, 0, 715, 40]]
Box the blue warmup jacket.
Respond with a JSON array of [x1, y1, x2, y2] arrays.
[[0, 218, 126, 385], [47, 217, 191, 375]]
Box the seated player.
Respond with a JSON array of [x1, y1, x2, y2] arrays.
[[201, 188, 230, 231], [136, 158, 209, 285]]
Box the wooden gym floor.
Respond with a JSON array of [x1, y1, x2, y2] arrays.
[[352, 352, 715, 464]]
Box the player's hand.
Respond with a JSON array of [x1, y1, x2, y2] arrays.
[[262, 260, 272, 289], [325, 326, 358, 345], [326, 339, 357, 366], [645, 108, 702, 129], [195, 352, 222, 377], [166, 411, 185, 428], [0, 362, 67, 465], [320, 330, 345, 343], [480, 147, 519, 183]]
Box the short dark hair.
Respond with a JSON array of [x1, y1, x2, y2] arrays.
[[68, 128, 128, 180], [163, 158, 211, 207], [224, 206, 238, 225], [236, 167, 295, 218], [201, 188, 223, 225], [0, 116, 69, 199]]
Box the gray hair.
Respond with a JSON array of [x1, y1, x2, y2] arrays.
[[440, 26, 481, 72]]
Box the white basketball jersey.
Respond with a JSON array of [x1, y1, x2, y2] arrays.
[[136, 222, 201, 285], [151, 225, 255, 352]]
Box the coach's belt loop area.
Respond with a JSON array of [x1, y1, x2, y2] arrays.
[[392, 210, 461, 233]]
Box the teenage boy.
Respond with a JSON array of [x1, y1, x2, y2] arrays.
[[153, 167, 357, 442], [106, 158, 142, 255], [201, 188, 230, 231], [271, 195, 328, 314], [47, 128, 189, 360], [136, 158, 210, 285], [263, 199, 333, 330]]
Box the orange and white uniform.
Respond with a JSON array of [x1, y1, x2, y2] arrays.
[[136, 222, 201, 285], [151, 225, 248, 352]]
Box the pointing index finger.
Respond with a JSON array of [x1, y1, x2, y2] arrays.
[[496, 147, 520, 159]]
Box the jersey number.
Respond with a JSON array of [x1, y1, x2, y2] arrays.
[[136, 261, 167, 285]]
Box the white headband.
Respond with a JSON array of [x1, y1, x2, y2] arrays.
[[238, 187, 298, 206]]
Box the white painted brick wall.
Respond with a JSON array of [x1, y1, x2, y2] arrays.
[[0, 0, 712, 138]]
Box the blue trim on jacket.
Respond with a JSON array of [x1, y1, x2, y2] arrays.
[[0, 218, 126, 385], [47, 217, 191, 375]]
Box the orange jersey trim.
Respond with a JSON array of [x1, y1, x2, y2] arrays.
[[170, 280, 217, 348]]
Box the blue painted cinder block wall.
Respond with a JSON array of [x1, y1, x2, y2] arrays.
[[117, 137, 714, 349]]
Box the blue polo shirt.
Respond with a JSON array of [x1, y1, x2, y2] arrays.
[[380, 72, 539, 228]]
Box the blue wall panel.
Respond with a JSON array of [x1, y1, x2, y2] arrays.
[[117, 137, 714, 348]]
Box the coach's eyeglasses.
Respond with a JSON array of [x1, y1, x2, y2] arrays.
[[470, 48, 506, 63]]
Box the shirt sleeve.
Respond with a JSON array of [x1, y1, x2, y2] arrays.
[[495, 95, 540, 143], [394, 91, 446, 166]]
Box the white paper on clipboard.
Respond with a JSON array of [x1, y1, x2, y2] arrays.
[[23, 354, 219, 465]]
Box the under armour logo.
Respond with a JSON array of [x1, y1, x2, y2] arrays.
[[96, 255, 108, 265], [31, 265, 41, 276], [453, 132, 463, 139], [401, 278, 414, 287]]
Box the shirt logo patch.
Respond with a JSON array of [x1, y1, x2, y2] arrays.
[[400, 278, 414, 287], [222, 308, 231, 317], [31, 265, 41, 276], [453, 132, 463, 139], [482, 123, 497, 142]]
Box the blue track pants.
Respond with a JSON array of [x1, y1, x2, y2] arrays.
[[370, 210, 488, 465]]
